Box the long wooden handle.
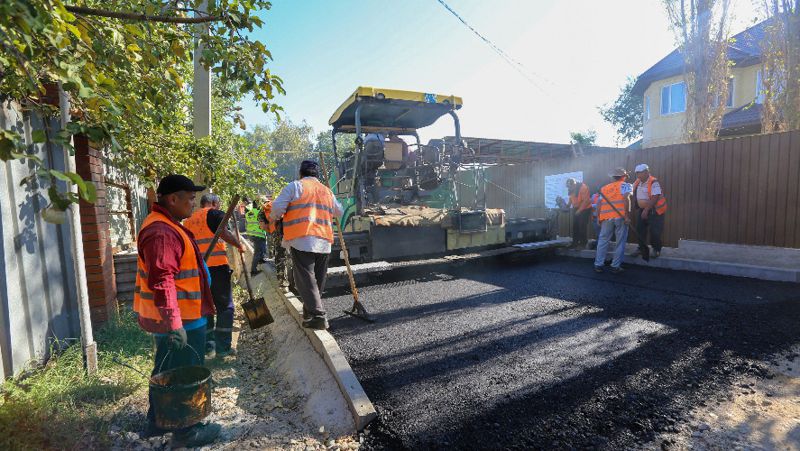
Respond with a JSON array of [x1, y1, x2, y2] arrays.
[[233, 213, 256, 302], [318, 153, 360, 303], [597, 190, 641, 241], [203, 194, 240, 262]]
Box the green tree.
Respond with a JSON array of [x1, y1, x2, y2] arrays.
[[0, 0, 283, 215], [599, 77, 643, 145], [569, 129, 598, 146]]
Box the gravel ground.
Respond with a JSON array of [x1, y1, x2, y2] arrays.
[[323, 255, 800, 450], [105, 272, 359, 451]]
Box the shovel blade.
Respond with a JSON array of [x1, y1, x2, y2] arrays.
[[243, 297, 274, 329]]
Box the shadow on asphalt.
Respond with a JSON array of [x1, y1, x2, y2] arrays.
[[324, 256, 800, 450]]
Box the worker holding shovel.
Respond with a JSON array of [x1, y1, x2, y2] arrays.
[[133, 174, 221, 446], [594, 168, 633, 274]]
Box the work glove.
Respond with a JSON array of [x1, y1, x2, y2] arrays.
[[168, 327, 188, 351]]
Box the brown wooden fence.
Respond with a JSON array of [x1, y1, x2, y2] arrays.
[[456, 130, 800, 248]]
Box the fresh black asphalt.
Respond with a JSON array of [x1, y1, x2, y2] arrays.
[[321, 256, 800, 450]]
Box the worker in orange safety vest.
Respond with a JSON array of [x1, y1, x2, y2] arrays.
[[133, 174, 221, 446], [594, 168, 633, 274], [183, 193, 245, 359], [632, 164, 667, 259], [269, 160, 343, 330]]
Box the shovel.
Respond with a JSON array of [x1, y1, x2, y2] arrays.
[[233, 206, 274, 329], [597, 190, 650, 262], [319, 153, 374, 323]]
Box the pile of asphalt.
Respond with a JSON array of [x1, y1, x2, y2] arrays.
[[322, 256, 800, 450]]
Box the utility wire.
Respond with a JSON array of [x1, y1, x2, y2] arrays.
[[434, 0, 555, 95]]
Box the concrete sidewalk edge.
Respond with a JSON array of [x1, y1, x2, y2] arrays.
[[557, 248, 800, 283], [263, 268, 378, 431]]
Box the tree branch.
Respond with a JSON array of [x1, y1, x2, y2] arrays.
[[65, 5, 223, 24]]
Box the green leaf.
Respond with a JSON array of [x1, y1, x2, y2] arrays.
[[31, 130, 47, 143]]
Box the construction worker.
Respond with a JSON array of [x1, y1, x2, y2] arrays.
[[594, 168, 633, 274], [565, 178, 592, 249], [270, 160, 343, 330], [258, 197, 290, 288], [134, 174, 220, 446], [183, 193, 245, 359], [632, 164, 667, 258], [243, 198, 267, 276], [589, 191, 601, 249]]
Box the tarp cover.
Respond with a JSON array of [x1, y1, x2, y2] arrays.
[[365, 206, 504, 228]]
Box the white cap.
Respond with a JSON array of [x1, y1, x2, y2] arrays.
[[635, 163, 649, 173]]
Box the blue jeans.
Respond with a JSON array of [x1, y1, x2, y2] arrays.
[[594, 218, 629, 269]]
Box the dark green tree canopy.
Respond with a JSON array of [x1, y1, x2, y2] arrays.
[[599, 77, 643, 145]]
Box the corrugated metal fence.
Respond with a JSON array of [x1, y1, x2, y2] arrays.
[[457, 130, 800, 248], [0, 100, 79, 381]]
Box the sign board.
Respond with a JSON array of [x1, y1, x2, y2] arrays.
[[544, 171, 583, 208]]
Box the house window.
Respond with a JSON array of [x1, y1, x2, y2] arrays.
[[643, 95, 650, 121], [660, 81, 686, 115], [756, 70, 765, 104]]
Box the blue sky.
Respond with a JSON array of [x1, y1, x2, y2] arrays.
[[239, 0, 760, 147]]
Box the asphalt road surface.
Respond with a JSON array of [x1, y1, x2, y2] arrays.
[[322, 255, 800, 450]]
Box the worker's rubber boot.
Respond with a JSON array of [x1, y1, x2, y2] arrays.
[[172, 422, 221, 448], [302, 316, 328, 330]]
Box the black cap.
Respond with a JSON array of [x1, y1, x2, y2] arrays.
[[156, 174, 206, 195]]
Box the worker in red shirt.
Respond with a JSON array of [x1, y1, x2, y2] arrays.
[[134, 174, 220, 446]]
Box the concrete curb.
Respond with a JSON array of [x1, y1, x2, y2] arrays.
[[557, 248, 800, 283], [262, 268, 378, 431]]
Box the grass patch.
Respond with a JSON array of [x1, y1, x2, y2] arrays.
[[0, 308, 153, 450]]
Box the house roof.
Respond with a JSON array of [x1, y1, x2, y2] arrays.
[[720, 103, 763, 135], [632, 19, 769, 96]]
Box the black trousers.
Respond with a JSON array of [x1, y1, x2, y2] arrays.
[[290, 247, 329, 317], [572, 209, 592, 246], [206, 265, 234, 352], [636, 210, 665, 252], [147, 326, 206, 429]]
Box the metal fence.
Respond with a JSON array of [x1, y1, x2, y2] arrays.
[[0, 100, 80, 381], [457, 130, 800, 249]]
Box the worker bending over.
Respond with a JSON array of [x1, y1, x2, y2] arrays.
[[632, 164, 667, 259], [270, 160, 343, 330], [134, 174, 220, 446], [565, 178, 592, 249], [594, 168, 632, 274], [183, 193, 245, 359]]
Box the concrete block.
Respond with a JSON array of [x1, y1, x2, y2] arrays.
[[268, 269, 377, 430]]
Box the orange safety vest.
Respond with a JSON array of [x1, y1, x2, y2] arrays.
[[134, 211, 203, 322], [262, 201, 276, 234], [569, 183, 592, 212], [633, 176, 667, 215], [282, 178, 335, 242], [597, 180, 628, 222], [183, 207, 229, 267]]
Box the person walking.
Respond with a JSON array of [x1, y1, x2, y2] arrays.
[[244, 199, 267, 276], [183, 193, 245, 359], [594, 168, 633, 274], [134, 174, 221, 446], [632, 164, 667, 259], [259, 197, 290, 288], [270, 160, 343, 330], [565, 178, 592, 249]]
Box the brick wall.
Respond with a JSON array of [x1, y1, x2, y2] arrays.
[[74, 135, 117, 325]]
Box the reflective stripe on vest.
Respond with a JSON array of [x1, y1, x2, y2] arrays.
[[597, 180, 627, 222], [633, 176, 668, 215], [244, 207, 266, 238], [133, 211, 203, 322], [183, 207, 229, 267], [282, 178, 335, 242]]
